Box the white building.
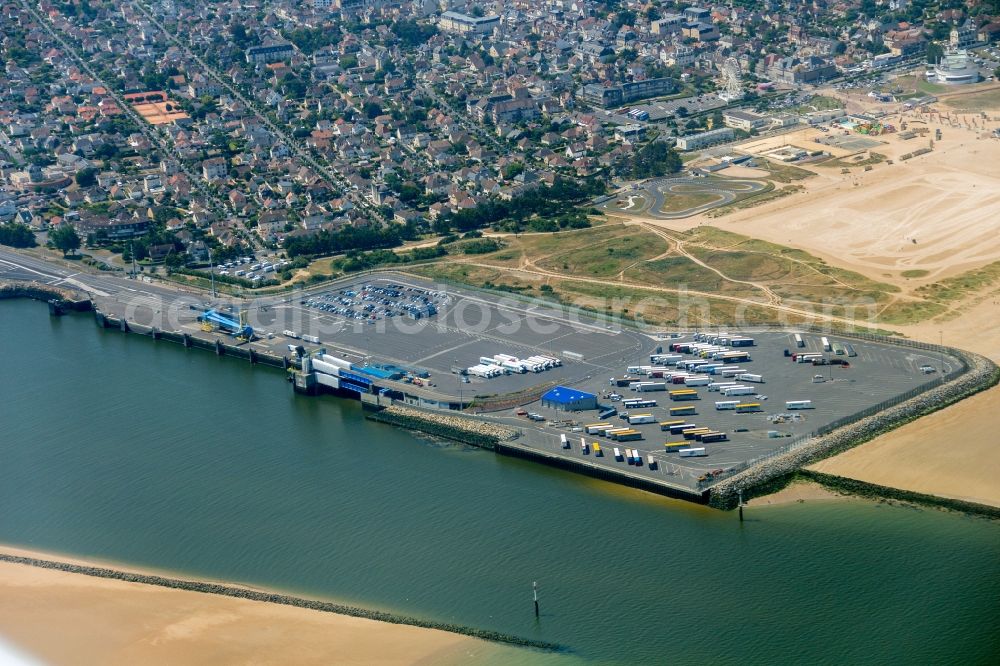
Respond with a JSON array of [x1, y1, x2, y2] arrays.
[[439, 11, 500, 35], [676, 127, 735, 151]]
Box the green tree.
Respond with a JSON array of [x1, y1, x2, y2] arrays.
[[74, 167, 97, 187], [49, 225, 81, 256], [0, 223, 37, 248]]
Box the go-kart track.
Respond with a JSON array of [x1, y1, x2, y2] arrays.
[[601, 176, 770, 219]]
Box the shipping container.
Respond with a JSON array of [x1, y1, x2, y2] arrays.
[[593, 443, 603, 456], [648, 457, 658, 470], [659, 419, 687, 431], [664, 441, 689, 452], [635, 381, 668, 392], [721, 385, 754, 396], [715, 400, 739, 410], [633, 450, 644, 465], [700, 432, 728, 443], [669, 423, 697, 435], [614, 430, 644, 442], [682, 427, 711, 440], [730, 337, 755, 347], [502, 360, 527, 374], [283, 330, 300, 339], [650, 353, 682, 365], [613, 447, 623, 461], [585, 422, 613, 435], [627, 413, 657, 425], [684, 376, 711, 387], [709, 382, 739, 392], [623, 399, 657, 409], [736, 373, 764, 383], [786, 400, 813, 410], [302, 335, 320, 344], [736, 403, 762, 413], [679, 447, 708, 457], [794, 333, 805, 348], [669, 405, 697, 416]]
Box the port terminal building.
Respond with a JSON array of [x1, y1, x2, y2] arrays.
[[541, 386, 598, 412]]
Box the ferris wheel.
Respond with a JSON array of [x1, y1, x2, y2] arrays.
[[718, 57, 744, 102]]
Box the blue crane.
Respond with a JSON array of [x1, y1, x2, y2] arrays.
[[198, 309, 253, 340]]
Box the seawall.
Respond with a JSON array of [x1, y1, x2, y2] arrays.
[[709, 346, 1000, 509], [798, 470, 1000, 519], [365, 405, 517, 451], [0, 279, 92, 312], [367, 405, 709, 503], [0, 552, 561, 651]]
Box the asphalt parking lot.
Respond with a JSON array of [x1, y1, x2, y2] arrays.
[[495, 331, 960, 490], [249, 275, 649, 394]]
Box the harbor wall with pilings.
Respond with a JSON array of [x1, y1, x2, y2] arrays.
[[708, 348, 1000, 510], [93, 310, 292, 371]]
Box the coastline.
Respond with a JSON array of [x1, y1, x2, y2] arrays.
[[748, 479, 846, 507], [0, 545, 538, 666]]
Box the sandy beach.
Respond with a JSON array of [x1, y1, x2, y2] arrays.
[[653, 111, 1000, 287], [704, 88, 1000, 507], [0, 546, 492, 666], [749, 479, 845, 507]]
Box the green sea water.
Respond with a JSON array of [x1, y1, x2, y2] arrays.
[[1, 300, 998, 665]]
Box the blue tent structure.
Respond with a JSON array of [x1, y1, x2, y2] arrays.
[[541, 386, 598, 412]]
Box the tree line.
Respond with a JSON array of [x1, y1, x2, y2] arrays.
[[0, 223, 37, 249], [284, 222, 416, 258], [433, 178, 606, 234]]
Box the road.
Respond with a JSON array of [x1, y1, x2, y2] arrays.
[[599, 176, 769, 219], [128, 0, 376, 218], [16, 0, 227, 217]]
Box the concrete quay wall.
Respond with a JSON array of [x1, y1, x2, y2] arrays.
[[94, 310, 290, 370]]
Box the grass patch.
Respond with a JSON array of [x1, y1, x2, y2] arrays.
[[901, 269, 929, 278], [659, 190, 722, 213], [682, 226, 899, 301], [943, 88, 1000, 112], [815, 152, 887, 169], [758, 160, 815, 183], [706, 184, 803, 217], [790, 94, 844, 114], [877, 300, 949, 325], [535, 229, 668, 277], [915, 260, 1000, 303]]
